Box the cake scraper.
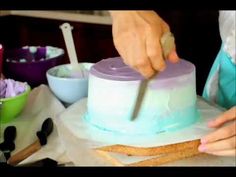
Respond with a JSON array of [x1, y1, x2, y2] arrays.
[[131, 32, 175, 121]]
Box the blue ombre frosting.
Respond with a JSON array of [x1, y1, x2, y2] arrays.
[[86, 57, 199, 135], [85, 106, 199, 135]]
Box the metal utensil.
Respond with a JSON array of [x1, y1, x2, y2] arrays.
[[131, 32, 176, 121], [130, 74, 157, 120]]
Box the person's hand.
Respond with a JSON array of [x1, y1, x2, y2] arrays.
[[110, 11, 179, 78], [199, 106, 236, 156]]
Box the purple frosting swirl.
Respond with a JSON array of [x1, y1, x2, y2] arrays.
[[90, 57, 195, 81]]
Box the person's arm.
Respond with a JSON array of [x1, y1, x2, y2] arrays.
[[109, 10, 179, 78], [199, 106, 236, 156]]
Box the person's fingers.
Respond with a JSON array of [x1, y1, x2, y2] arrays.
[[161, 22, 180, 63], [161, 21, 170, 33], [128, 33, 155, 78], [145, 19, 172, 72], [111, 11, 180, 78], [208, 107, 236, 128], [134, 45, 155, 78], [199, 136, 236, 152], [203, 149, 236, 156], [113, 42, 130, 66], [113, 20, 155, 78], [146, 31, 166, 72], [135, 62, 155, 78], [116, 42, 155, 79], [201, 122, 236, 144], [167, 49, 180, 63]]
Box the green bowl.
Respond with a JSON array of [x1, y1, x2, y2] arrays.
[[0, 85, 31, 123]]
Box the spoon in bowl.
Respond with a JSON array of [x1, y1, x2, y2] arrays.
[[60, 23, 84, 78]]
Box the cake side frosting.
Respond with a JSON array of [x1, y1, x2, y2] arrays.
[[86, 57, 199, 135]]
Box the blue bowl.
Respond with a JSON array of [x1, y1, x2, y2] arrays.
[[46, 63, 94, 105]]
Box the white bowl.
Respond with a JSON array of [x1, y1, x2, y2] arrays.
[[46, 63, 94, 105]]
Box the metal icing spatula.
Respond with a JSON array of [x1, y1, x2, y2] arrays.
[[131, 32, 175, 121]]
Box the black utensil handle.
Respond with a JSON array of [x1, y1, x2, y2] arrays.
[[4, 126, 16, 143], [36, 118, 53, 146], [0, 126, 16, 151], [41, 118, 53, 136]]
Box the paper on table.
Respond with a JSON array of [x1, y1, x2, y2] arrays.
[[0, 85, 71, 165], [55, 96, 228, 166], [56, 97, 223, 147], [97, 150, 236, 166]]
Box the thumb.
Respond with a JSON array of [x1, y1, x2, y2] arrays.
[[161, 31, 179, 63], [161, 21, 180, 63], [167, 48, 180, 63]]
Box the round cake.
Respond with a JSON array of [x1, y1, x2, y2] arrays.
[[86, 57, 199, 135]]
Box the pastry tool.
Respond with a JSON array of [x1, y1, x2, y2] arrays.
[[0, 126, 17, 161], [130, 73, 157, 120], [7, 118, 53, 166], [60, 23, 84, 77], [131, 31, 176, 120]]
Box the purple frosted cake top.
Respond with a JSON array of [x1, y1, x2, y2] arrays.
[[90, 57, 195, 81]]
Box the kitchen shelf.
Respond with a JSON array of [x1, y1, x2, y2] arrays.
[[0, 10, 112, 25]]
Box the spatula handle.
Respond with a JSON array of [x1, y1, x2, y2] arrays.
[[60, 23, 79, 66], [7, 140, 41, 166]]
